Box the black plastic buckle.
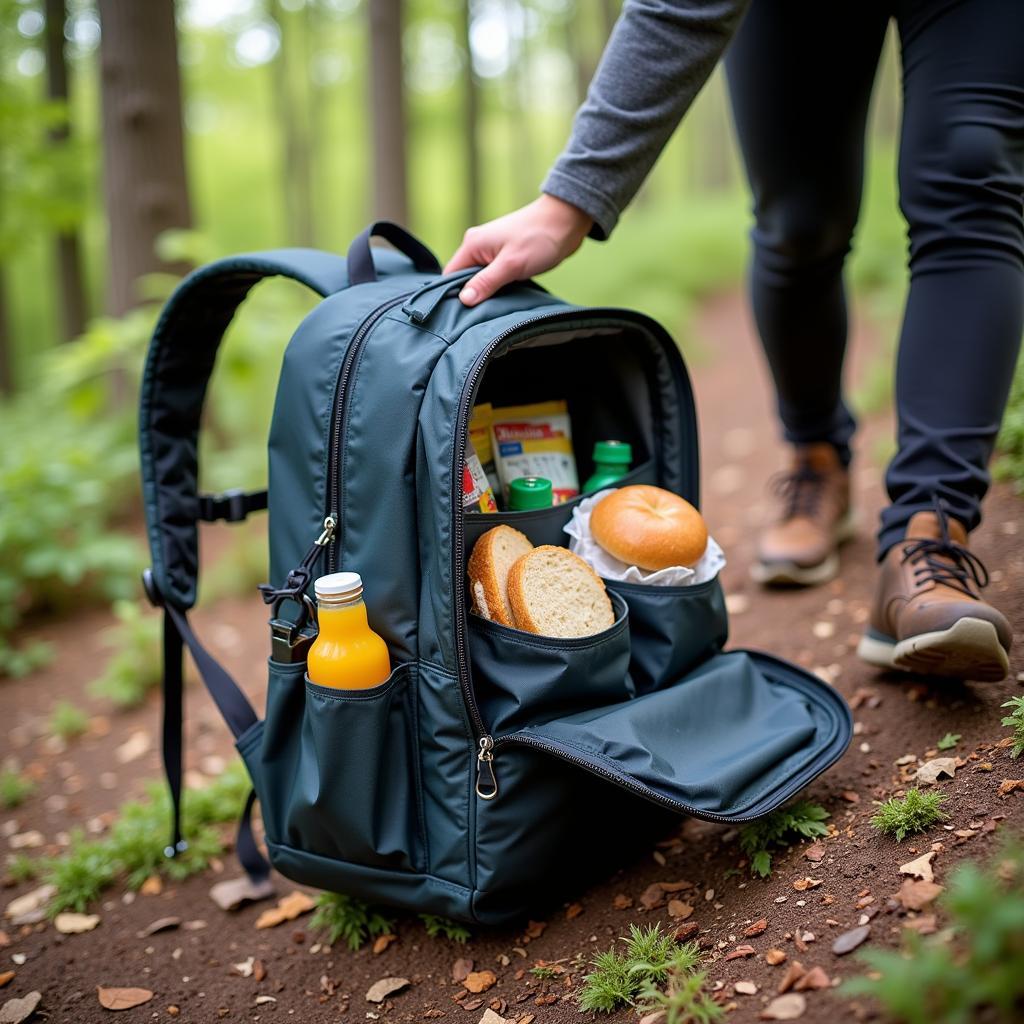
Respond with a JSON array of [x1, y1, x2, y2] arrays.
[[197, 488, 249, 523], [142, 567, 164, 608]]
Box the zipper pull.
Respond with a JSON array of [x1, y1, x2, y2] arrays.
[[316, 516, 337, 547], [475, 736, 498, 800]]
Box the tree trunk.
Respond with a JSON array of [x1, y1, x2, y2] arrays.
[[367, 0, 408, 223], [504, 0, 534, 204], [459, 0, 481, 224], [97, 0, 192, 317], [44, 0, 88, 341]]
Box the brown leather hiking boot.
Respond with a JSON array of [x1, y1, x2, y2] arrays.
[[857, 509, 1012, 681], [752, 443, 854, 586]]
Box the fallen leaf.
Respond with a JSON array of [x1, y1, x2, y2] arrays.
[[902, 914, 938, 935], [4, 885, 55, 921], [0, 974, 11, 989], [639, 1012, 666, 1024], [565, 902, 583, 920], [673, 921, 698, 941], [366, 977, 410, 1003], [915, 758, 957, 785], [744, 918, 767, 937], [831, 925, 871, 955], [803, 843, 826, 863], [373, 934, 397, 955], [612, 894, 632, 910], [452, 959, 474, 982], [896, 879, 943, 911], [659, 880, 694, 893], [667, 900, 693, 920], [639, 884, 665, 911], [724, 945, 756, 961], [115, 730, 151, 765], [792, 878, 822, 892], [523, 921, 545, 939], [777, 961, 805, 994], [765, 949, 787, 966], [735, 981, 758, 995], [139, 876, 163, 896], [463, 971, 497, 994], [998, 779, 1024, 798], [97, 987, 153, 1011], [463, 998, 484, 1011], [255, 891, 315, 929], [760, 993, 806, 1020], [793, 967, 830, 991], [0, 991, 41, 1024], [209, 874, 275, 912], [899, 851, 936, 883], [478, 1009, 507, 1024], [136, 916, 181, 938], [253, 960, 266, 982], [840, 791, 860, 804], [54, 911, 100, 935]]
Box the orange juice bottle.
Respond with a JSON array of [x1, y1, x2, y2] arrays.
[[307, 572, 391, 689]]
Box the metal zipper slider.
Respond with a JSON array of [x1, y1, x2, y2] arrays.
[[316, 516, 336, 546], [475, 736, 498, 800]]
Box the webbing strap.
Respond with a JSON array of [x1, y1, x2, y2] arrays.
[[161, 603, 269, 881]]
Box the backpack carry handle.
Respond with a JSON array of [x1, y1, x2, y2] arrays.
[[347, 221, 442, 285], [401, 267, 549, 325]]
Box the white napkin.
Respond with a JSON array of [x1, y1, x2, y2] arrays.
[[564, 488, 726, 586]]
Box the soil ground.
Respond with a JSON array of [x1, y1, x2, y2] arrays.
[[3, 292, 1023, 1024]]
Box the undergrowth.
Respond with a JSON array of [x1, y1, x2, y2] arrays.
[[936, 733, 960, 751], [637, 947, 723, 1024], [48, 700, 89, 741], [845, 844, 1024, 1024], [1001, 696, 1024, 759], [419, 913, 471, 943], [88, 600, 162, 709], [0, 769, 35, 809], [995, 352, 1024, 492], [871, 788, 948, 842], [579, 924, 693, 1013], [309, 892, 395, 951], [739, 801, 830, 878]]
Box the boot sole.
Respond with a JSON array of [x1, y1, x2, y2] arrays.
[[751, 510, 857, 588], [857, 617, 1009, 682]]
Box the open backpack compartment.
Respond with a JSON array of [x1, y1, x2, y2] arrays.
[[139, 225, 852, 927]]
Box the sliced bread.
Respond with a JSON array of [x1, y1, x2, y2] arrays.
[[467, 525, 534, 626], [508, 545, 615, 638]]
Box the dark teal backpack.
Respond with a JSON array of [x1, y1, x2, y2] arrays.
[[139, 223, 852, 925]]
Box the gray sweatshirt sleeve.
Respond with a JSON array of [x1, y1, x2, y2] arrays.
[[542, 0, 749, 240]]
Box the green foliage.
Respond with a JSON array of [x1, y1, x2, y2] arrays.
[[418, 913, 470, 943], [579, 924, 684, 1013], [937, 733, 961, 751], [995, 353, 1024, 491], [0, 769, 35, 809], [6, 853, 40, 884], [636, 949, 722, 1024], [48, 700, 89, 741], [1001, 696, 1024, 759], [871, 789, 948, 842], [42, 761, 250, 915], [739, 801, 830, 878], [845, 844, 1024, 1024], [310, 892, 395, 952], [88, 600, 162, 709]]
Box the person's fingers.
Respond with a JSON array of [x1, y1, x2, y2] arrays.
[[458, 250, 526, 305], [443, 226, 492, 275]]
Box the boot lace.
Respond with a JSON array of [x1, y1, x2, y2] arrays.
[[770, 465, 825, 520], [901, 502, 989, 598]]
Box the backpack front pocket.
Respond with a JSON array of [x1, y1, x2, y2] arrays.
[[260, 661, 425, 873], [468, 593, 632, 735], [606, 576, 728, 694]]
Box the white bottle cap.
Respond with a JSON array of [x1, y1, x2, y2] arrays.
[[314, 571, 363, 600]]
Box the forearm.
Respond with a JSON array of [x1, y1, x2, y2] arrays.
[[542, 0, 749, 239]]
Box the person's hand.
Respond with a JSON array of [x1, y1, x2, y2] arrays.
[[444, 194, 593, 306]]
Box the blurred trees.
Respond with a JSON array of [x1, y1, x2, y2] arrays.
[[368, 0, 407, 222]]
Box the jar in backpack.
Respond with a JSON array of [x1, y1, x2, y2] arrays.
[[583, 440, 633, 492], [307, 572, 391, 689]]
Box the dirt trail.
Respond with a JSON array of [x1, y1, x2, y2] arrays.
[[3, 292, 1022, 1023]]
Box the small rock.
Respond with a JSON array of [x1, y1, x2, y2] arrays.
[[744, 918, 767, 937], [366, 977, 410, 1003], [915, 758, 957, 785], [896, 879, 944, 911], [209, 875, 276, 912], [899, 852, 937, 884], [463, 971, 496, 994], [54, 912, 100, 934], [777, 961, 805, 994], [4, 886, 55, 921], [765, 949, 787, 966], [793, 966, 830, 991], [0, 990, 41, 1024], [735, 981, 758, 995], [832, 925, 871, 956], [760, 993, 806, 1020]]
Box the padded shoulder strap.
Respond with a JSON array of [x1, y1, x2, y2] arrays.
[[139, 250, 349, 611]]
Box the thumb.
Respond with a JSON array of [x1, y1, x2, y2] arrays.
[[458, 251, 525, 306]]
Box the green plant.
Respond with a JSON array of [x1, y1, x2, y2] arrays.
[[636, 946, 722, 1024], [579, 924, 682, 1013], [310, 892, 395, 951], [739, 801, 830, 877], [6, 853, 40, 883], [88, 600, 162, 709], [1001, 696, 1024, 759], [419, 913, 470, 943], [530, 965, 560, 980], [0, 769, 35, 809], [937, 733, 961, 751], [48, 700, 89, 741], [995, 352, 1024, 492], [845, 844, 1024, 1023], [42, 761, 250, 914], [871, 789, 948, 842]]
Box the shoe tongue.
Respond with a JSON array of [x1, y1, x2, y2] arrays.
[[794, 444, 840, 473], [905, 511, 968, 545]]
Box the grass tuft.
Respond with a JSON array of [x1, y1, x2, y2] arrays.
[[1001, 696, 1024, 759], [636, 947, 723, 1024], [6, 853, 41, 884], [49, 700, 90, 741], [310, 892, 395, 951], [871, 788, 948, 842], [579, 923, 685, 1013], [419, 913, 471, 943], [739, 801, 830, 878], [88, 600, 162, 709], [0, 769, 35, 809]]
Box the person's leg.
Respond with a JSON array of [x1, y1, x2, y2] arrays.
[[879, 0, 1024, 554], [726, 0, 890, 585], [858, 0, 1022, 681]]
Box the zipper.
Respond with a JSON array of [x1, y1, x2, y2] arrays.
[[326, 290, 420, 572], [450, 309, 691, 795]]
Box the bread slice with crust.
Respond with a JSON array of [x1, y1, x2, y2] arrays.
[[467, 525, 534, 626], [508, 545, 615, 638]]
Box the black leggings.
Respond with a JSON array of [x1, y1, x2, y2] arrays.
[[725, 0, 1024, 558]]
